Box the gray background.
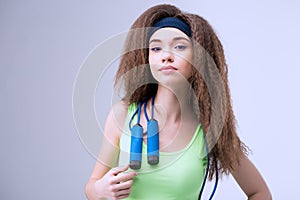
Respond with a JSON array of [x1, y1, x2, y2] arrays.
[[1, 0, 299, 199]]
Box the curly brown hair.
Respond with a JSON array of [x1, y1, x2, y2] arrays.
[[114, 4, 248, 180]]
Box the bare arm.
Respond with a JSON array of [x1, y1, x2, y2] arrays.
[[231, 151, 272, 200], [85, 101, 137, 200]]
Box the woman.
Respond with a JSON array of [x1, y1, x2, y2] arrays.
[[85, 4, 272, 200]]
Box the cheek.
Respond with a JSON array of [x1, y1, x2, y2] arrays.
[[177, 58, 193, 79], [148, 56, 158, 79], [183, 50, 193, 64], [183, 64, 193, 79], [183, 52, 193, 78], [148, 53, 159, 66], [148, 54, 161, 76]]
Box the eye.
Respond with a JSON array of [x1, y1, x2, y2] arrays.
[[174, 45, 187, 50], [150, 47, 162, 52]]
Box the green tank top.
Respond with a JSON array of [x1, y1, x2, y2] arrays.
[[118, 103, 208, 200]]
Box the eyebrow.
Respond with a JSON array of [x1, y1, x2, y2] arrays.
[[149, 36, 191, 45]]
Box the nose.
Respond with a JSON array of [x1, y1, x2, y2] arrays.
[[161, 49, 174, 63]]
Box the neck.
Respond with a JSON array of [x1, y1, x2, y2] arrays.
[[152, 84, 194, 123]]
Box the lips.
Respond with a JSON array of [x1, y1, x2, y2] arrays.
[[159, 65, 178, 71]]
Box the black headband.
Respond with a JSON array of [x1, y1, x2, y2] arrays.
[[148, 17, 192, 40]]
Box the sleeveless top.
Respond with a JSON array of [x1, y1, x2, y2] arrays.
[[118, 103, 208, 200]]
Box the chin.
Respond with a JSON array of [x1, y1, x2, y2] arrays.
[[157, 78, 189, 89]]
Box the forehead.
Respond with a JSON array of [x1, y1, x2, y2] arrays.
[[149, 27, 190, 43]]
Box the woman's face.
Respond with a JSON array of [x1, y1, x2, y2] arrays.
[[148, 27, 193, 85]]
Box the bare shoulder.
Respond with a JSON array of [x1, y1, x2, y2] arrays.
[[110, 100, 128, 120], [104, 100, 129, 142]]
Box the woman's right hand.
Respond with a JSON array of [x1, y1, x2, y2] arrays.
[[94, 164, 138, 200]]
